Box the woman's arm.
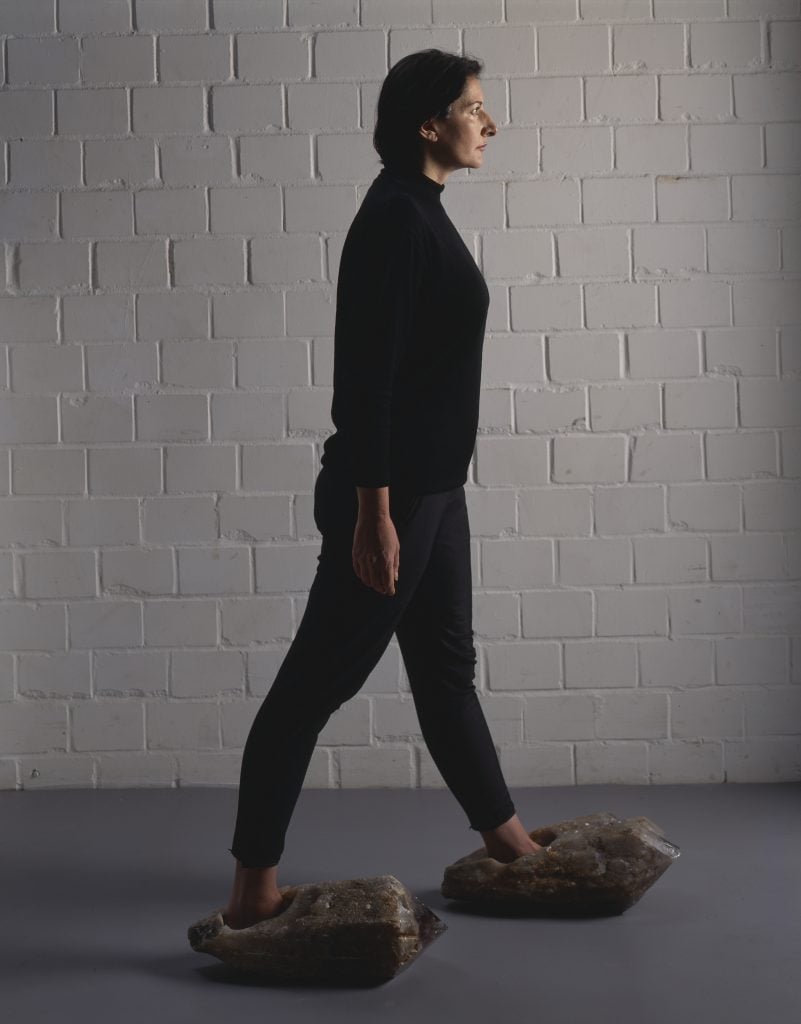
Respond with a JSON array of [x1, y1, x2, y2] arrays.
[[333, 196, 426, 490], [334, 197, 426, 596]]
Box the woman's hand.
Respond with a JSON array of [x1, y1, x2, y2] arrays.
[[352, 511, 400, 596]]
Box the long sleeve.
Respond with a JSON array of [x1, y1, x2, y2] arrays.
[[321, 165, 488, 496], [330, 196, 426, 488]]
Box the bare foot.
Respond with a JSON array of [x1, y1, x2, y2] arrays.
[[480, 812, 545, 863], [222, 894, 287, 930], [224, 860, 285, 929], [485, 836, 544, 863]]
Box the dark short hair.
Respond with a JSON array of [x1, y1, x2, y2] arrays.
[[373, 48, 484, 174]]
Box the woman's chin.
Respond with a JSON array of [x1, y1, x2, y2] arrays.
[[457, 152, 485, 172]]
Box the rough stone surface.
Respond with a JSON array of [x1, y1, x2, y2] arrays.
[[187, 874, 447, 984], [441, 811, 681, 915]]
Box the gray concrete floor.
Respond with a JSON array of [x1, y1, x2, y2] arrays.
[[2, 783, 799, 1024]]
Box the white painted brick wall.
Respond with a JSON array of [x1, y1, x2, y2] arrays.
[[1, 0, 799, 792]]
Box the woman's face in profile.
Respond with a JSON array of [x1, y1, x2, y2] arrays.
[[428, 75, 497, 172]]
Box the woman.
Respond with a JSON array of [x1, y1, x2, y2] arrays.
[[223, 49, 543, 930]]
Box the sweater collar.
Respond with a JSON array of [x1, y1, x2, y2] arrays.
[[380, 165, 445, 203]]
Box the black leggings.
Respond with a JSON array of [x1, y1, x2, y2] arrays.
[[228, 466, 516, 868]]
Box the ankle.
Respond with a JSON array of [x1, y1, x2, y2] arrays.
[[480, 812, 523, 843], [233, 862, 280, 900], [480, 814, 544, 854], [236, 861, 278, 879]]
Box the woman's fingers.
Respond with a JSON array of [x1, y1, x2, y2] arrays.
[[367, 557, 383, 593], [370, 552, 393, 595], [384, 554, 396, 596], [358, 549, 394, 595], [352, 517, 400, 596]]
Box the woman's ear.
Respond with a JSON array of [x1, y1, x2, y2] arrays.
[[418, 119, 438, 143]]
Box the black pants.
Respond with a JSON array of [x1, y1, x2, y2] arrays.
[[228, 466, 516, 868]]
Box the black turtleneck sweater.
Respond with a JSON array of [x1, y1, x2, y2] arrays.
[[320, 164, 491, 494]]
